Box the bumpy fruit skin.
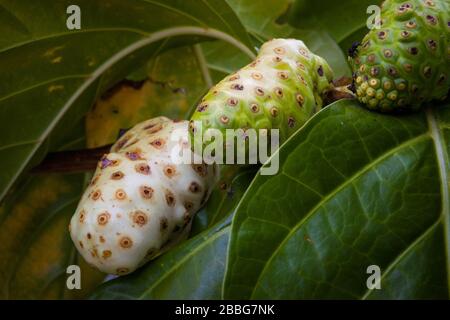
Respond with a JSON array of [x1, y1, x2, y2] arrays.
[[349, 0, 450, 112], [69, 117, 218, 275], [190, 38, 334, 154]]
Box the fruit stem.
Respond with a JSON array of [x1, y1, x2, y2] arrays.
[[31, 145, 111, 174]]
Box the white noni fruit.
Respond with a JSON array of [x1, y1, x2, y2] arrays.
[[69, 117, 218, 275]]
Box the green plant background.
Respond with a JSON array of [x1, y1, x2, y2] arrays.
[[0, 0, 448, 299]]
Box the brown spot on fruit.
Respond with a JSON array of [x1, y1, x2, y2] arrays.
[[274, 47, 285, 54], [277, 71, 289, 80], [125, 149, 144, 161], [164, 165, 176, 178], [229, 74, 240, 81], [273, 56, 282, 63], [132, 210, 148, 226], [150, 138, 165, 149], [91, 190, 101, 200], [87, 233, 92, 240], [119, 236, 133, 248], [165, 190, 176, 207], [230, 83, 244, 91], [160, 217, 169, 231], [227, 98, 238, 106], [97, 212, 111, 226], [192, 164, 207, 177], [111, 171, 124, 180], [135, 163, 150, 175], [116, 268, 129, 275], [115, 189, 127, 200], [270, 107, 279, 117], [274, 87, 283, 98], [251, 72, 263, 80], [184, 201, 194, 211], [145, 123, 163, 134], [250, 103, 259, 113], [197, 103, 208, 112], [140, 186, 154, 199], [296, 93, 304, 106], [79, 241, 84, 248], [408, 47, 419, 55], [102, 250, 112, 259], [255, 87, 265, 96], [288, 117, 296, 128], [99, 235, 105, 243], [189, 182, 201, 193], [79, 210, 86, 223], [90, 175, 100, 186], [406, 21, 417, 28], [220, 115, 230, 124]]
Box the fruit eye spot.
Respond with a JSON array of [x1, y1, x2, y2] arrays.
[[406, 21, 416, 28], [427, 39, 437, 50], [408, 47, 419, 55], [288, 117, 296, 128], [160, 217, 169, 231], [401, 31, 410, 38], [125, 150, 143, 161], [227, 98, 239, 106], [102, 250, 112, 259], [297, 62, 306, 70], [250, 103, 260, 113], [274, 87, 283, 97], [165, 190, 176, 206], [377, 31, 387, 40], [116, 268, 129, 275], [192, 164, 207, 177], [132, 210, 148, 226], [189, 182, 201, 193], [197, 103, 208, 112], [278, 71, 289, 80], [273, 56, 282, 63], [388, 67, 398, 76], [426, 15, 437, 25], [135, 163, 150, 175], [220, 115, 230, 124], [119, 236, 133, 249], [79, 210, 86, 223], [251, 72, 263, 80], [140, 186, 154, 199], [97, 212, 110, 226], [270, 107, 279, 117], [229, 74, 240, 81], [144, 122, 163, 134], [296, 94, 304, 106], [111, 171, 124, 180], [150, 138, 165, 149], [255, 87, 265, 96], [438, 74, 447, 85], [230, 83, 244, 91], [184, 201, 194, 211], [164, 165, 176, 177], [317, 66, 324, 77], [91, 190, 101, 200], [115, 189, 127, 200], [274, 47, 285, 54], [299, 48, 309, 58], [423, 66, 432, 78], [383, 49, 393, 58]]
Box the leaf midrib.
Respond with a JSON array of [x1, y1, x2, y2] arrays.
[[426, 108, 450, 295], [249, 132, 431, 299]]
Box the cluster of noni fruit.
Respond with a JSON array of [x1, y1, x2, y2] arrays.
[[70, 0, 450, 275]]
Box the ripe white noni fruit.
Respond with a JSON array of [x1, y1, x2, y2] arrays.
[[69, 117, 218, 275]]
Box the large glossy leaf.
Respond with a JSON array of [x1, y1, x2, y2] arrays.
[[0, 0, 254, 202], [0, 174, 105, 299], [90, 170, 255, 299], [226, 0, 350, 77], [288, 0, 378, 44], [225, 100, 450, 299]]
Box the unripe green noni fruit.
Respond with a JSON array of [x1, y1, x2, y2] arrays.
[[349, 0, 450, 112], [189, 38, 334, 159], [69, 117, 218, 275]]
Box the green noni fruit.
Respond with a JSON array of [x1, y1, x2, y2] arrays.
[[349, 0, 450, 112], [189, 38, 334, 161]]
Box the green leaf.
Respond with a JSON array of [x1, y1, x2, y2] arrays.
[[224, 100, 450, 299], [226, 0, 350, 77], [0, 174, 105, 299], [0, 0, 255, 202], [192, 168, 257, 235], [90, 170, 256, 299], [288, 0, 379, 43]]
